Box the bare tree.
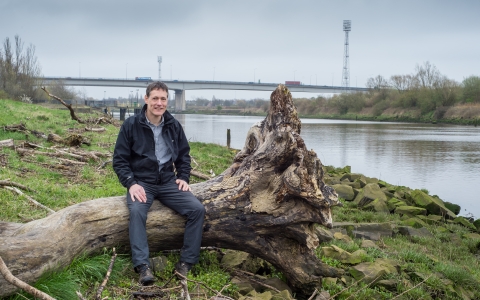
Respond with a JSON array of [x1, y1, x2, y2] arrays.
[[0, 35, 42, 99], [415, 61, 440, 89], [366, 75, 389, 90]]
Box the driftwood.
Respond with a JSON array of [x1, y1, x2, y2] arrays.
[[85, 127, 106, 132], [0, 139, 14, 149], [0, 179, 35, 192], [41, 86, 85, 124], [0, 84, 343, 297]]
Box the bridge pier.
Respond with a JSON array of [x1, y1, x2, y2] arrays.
[[174, 89, 186, 111]]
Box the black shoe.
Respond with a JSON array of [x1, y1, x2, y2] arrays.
[[174, 261, 192, 278], [136, 264, 155, 286]]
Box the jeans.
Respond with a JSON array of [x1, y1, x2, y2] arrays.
[[126, 171, 205, 269]]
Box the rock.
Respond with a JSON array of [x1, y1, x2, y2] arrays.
[[354, 183, 387, 207], [315, 226, 334, 243], [360, 240, 379, 249], [444, 201, 461, 215], [395, 205, 427, 216], [321, 245, 364, 264], [365, 177, 379, 184], [220, 250, 266, 274], [343, 181, 362, 189], [386, 198, 407, 212], [263, 278, 292, 295], [349, 258, 398, 284], [363, 198, 390, 213], [221, 250, 250, 269], [232, 276, 255, 295], [397, 226, 433, 238], [340, 173, 363, 182], [332, 184, 355, 201], [314, 291, 331, 300], [417, 214, 443, 225], [375, 279, 397, 291], [410, 189, 456, 219], [272, 290, 295, 300], [354, 177, 367, 188], [401, 217, 429, 228], [149, 256, 168, 274], [462, 232, 480, 240], [333, 232, 354, 243], [454, 216, 478, 231], [333, 222, 393, 241], [239, 290, 272, 300], [323, 277, 337, 285]]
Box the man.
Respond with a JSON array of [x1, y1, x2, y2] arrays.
[[113, 81, 205, 285]]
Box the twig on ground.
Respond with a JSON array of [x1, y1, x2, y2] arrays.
[[4, 186, 55, 214], [0, 179, 35, 192], [344, 275, 382, 300], [175, 271, 191, 300], [76, 291, 87, 300], [232, 269, 281, 293], [308, 288, 319, 300], [190, 170, 211, 180], [328, 277, 363, 299], [95, 248, 117, 300], [0, 256, 56, 300], [390, 274, 432, 300]]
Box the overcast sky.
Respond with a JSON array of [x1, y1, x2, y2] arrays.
[[1, 0, 479, 100]]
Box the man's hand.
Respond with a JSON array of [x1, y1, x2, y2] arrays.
[[129, 184, 147, 202], [176, 179, 191, 191]]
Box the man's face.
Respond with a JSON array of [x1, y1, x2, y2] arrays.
[[144, 88, 168, 119]]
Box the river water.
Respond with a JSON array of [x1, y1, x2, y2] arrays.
[[117, 112, 480, 218]]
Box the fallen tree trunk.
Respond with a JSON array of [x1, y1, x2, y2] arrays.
[[0, 84, 343, 297]]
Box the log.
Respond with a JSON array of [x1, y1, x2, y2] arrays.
[[0, 84, 343, 297], [0, 139, 14, 149]]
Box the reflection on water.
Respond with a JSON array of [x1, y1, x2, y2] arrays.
[[173, 114, 479, 218]]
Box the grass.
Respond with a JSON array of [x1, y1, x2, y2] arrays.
[[1, 99, 480, 299]]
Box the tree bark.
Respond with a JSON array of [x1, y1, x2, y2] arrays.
[[0, 84, 343, 297]]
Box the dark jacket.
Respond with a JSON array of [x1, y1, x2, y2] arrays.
[[113, 105, 191, 189]]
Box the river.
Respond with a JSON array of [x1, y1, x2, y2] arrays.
[[117, 112, 480, 219]]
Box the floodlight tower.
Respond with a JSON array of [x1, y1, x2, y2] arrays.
[[157, 56, 162, 79], [342, 20, 351, 90]]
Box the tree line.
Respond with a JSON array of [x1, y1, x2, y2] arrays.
[[295, 62, 480, 118], [0, 35, 78, 102]]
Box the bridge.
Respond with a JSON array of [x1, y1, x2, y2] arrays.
[[41, 77, 369, 111]]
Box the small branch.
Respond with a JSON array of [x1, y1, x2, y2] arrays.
[[0, 256, 56, 300], [190, 170, 211, 180], [390, 274, 432, 300], [0, 139, 14, 149], [41, 87, 85, 124], [0, 179, 35, 192], [308, 288, 319, 300], [95, 248, 117, 300], [175, 272, 236, 300], [76, 291, 87, 300], [85, 127, 106, 132], [3, 186, 55, 214], [97, 160, 112, 170], [230, 269, 281, 293], [175, 271, 191, 300]]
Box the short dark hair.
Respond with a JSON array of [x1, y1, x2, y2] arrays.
[[146, 81, 169, 97]]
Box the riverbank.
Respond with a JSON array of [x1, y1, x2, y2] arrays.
[[1, 99, 479, 299], [181, 104, 480, 126]]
